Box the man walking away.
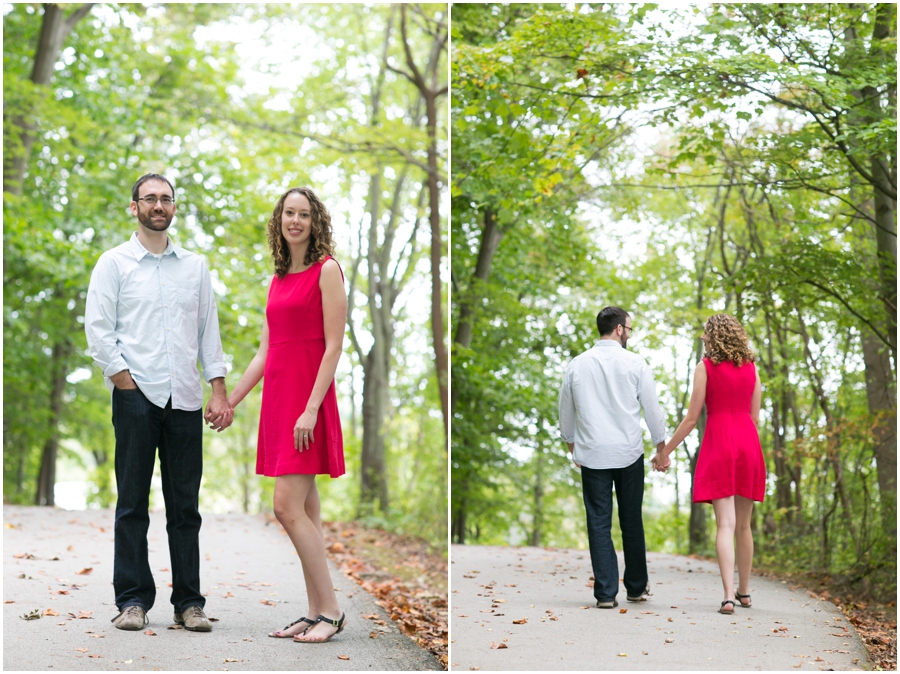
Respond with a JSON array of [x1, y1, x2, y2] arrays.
[[558, 306, 667, 608]]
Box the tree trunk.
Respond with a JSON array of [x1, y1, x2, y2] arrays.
[[4, 3, 94, 195], [35, 338, 71, 506], [861, 330, 897, 539], [688, 409, 708, 553], [360, 348, 389, 515], [530, 443, 544, 547], [452, 489, 467, 544]]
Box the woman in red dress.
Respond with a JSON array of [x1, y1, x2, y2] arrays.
[[652, 314, 765, 615], [228, 187, 348, 642]]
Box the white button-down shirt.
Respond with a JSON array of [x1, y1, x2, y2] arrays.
[[559, 340, 667, 469], [85, 233, 227, 411]]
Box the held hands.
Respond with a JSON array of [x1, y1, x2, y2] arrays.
[[204, 392, 233, 432], [650, 441, 671, 472], [650, 452, 670, 472], [294, 409, 317, 451]]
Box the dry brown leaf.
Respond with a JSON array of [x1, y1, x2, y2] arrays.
[[87, 654, 102, 659], [617, 653, 628, 657], [168, 625, 184, 630], [75, 648, 88, 653], [144, 629, 157, 636], [76, 567, 93, 575], [3, 600, 13, 604], [490, 642, 508, 649], [44, 608, 60, 617], [260, 599, 276, 606], [337, 655, 350, 660], [619, 608, 627, 614], [224, 658, 240, 663], [512, 618, 527, 624]]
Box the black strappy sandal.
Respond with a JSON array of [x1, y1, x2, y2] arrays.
[[269, 616, 316, 638], [735, 592, 752, 608], [293, 612, 346, 643], [717, 599, 735, 614]]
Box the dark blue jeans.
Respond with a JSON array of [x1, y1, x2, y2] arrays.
[[581, 456, 648, 602], [112, 388, 204, 614]]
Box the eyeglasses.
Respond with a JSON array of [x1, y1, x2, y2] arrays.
[[621, 325, 634, 334], [136, 196, 175, 206]]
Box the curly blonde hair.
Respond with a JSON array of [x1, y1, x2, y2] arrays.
[[703, 314, 755, 366], [267, 187, 336, 278]]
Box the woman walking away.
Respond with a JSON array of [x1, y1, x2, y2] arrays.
[[651, 314, 765, 615], [228, 187, 348, 642]]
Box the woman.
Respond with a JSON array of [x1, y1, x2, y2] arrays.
[[228, 187, 348, 642], [652, 314, 765, 615]]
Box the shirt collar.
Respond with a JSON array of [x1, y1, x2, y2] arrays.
[[127, 231, 184, 260], [595, 339, 623, 349]]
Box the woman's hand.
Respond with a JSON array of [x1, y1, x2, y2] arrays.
[[651, 450, 671, 472], [294, 410, 317, 451]]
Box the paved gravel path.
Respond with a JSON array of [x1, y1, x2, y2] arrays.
[[3, 505, 441, 671], [450, 544, 868, 671]]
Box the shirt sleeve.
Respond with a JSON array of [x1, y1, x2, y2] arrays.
[[196, 258, 227, 382], [637, 362, 667, 444], [85, 254, 129, 378], [558, 363, 576, 443]]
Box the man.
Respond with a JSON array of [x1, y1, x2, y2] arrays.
[[558, 306, 667, 608], [85, 173, 233, 631]]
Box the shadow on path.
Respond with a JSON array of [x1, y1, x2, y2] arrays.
[[3, 505, 441, 671], [450, 544, 867, 671]]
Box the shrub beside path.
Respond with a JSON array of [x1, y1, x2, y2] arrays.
[[3, 505, 441, 671], [450, 544, 868, 671]]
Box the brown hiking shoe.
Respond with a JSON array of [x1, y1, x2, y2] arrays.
[[174, 605, 212, 632], [111, 605, 148, 631]]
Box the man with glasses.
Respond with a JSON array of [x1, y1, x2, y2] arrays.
[[85, 173, 233, 632], [558, 306, 667, 608]]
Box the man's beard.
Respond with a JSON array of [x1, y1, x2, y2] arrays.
[[619, 333, 629, 349], [137, 208, 172, 232]]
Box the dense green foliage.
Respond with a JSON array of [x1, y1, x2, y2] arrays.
[[4, 3, 447, 547], [451, 3, 895, 595]]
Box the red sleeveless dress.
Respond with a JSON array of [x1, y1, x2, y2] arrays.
[[256, 257, 345, 478], [692, 359, 765, 503]]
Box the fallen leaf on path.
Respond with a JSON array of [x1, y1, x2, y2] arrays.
[[144, 629, 156, 636], [168, 625, 183, 630], [56, 590, 69, 595], [337, 655, 350, 660], [665, 639, 674, 644], [369, 631, 381, 639], [57, 621, 66, 626], [75, 648, 88, 653], [14, 552, 36, 559], [617, 653, 628, 657], [490, 642, 508, 649], [667, 617, 673, 622], [71, 611, 93, 619], [20, 609, 40, 620], [260, 600, 276, 606], [76, 568, 92, 575], [362, 613, 380, 620], [87, 654, 102, 658], [512, 618, 527, 624], [642, 651, 648, 655], [44, 608, 59, 616], [124, 660, 133, 664], [619, 608, 627, 614], [224, 658, 240, 663], [88, 634, 104, 638], [4, 601, 14, 604]]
